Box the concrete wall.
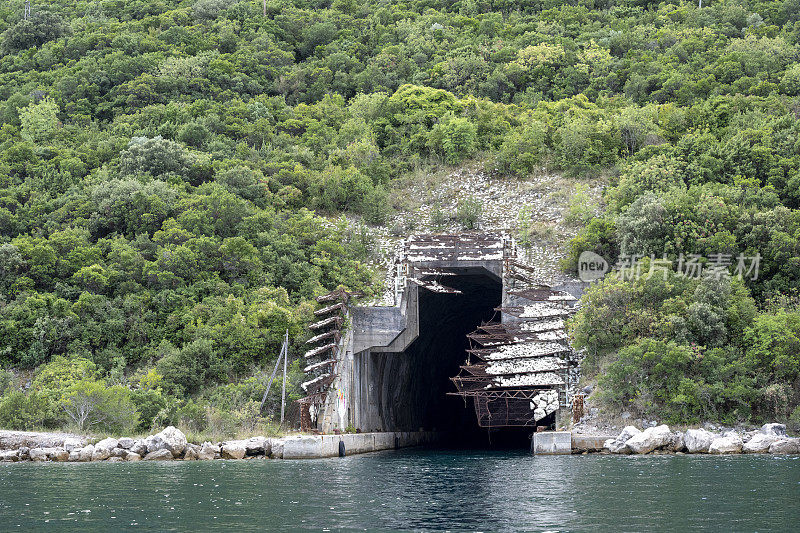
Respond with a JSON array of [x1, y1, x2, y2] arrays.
[[281, 431, 437, 459]]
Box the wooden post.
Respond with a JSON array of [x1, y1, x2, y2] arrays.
[[280, 329, 288, 426]]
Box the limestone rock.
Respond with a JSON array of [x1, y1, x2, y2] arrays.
[[603, 438, 630, 454], [760, 423, 787, 437], [30, 448, 50, 461], [94, 437, 119, 453], [184, 444, 199, 460], [117, 437, 135, 449], [79, 444, 95, 462], [125, 452, 142, 462], [197, 442, 218, 460], [769, 438, 800, 454], [244, 436, 270, 456], [17, 447, 30, 461], [130, 440, 147, 456], [0, 449, 19, 462], [143, 449, 174, 461], [709, 434, 743, 454], [68, 450, 81, 462], [743, 433, 779, 453], [685, 429, 715, 453], [626, 425, 672, 454], [668, 431, 686, 453], [270, 438, 284, 459], [618, 426, 641, 442], [221, 442, 246, 460], [146, 426, 187, 457], [111, 447, 128, 458], [63, 437, 83, 452], [92, 447, 111, 461], [107, 456, 125, 463], [30, 447, 68, 462]]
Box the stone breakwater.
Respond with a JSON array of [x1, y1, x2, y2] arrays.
[[0, 427, 436, 462], [602, 423, 800, 455], [0, 427, 281, 463]]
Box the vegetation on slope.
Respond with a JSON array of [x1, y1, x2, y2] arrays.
[[0, 0, 798, 434]]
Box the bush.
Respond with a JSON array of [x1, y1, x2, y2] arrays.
[[428, 115, 478, 164], [494, 123, 547, 177], [0, 391, 52, 430], [156, 339, 221, 394], [60, 380, 139, 432], [455, 196, 482, 229]]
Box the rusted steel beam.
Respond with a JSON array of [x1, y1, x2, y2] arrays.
[[314, 302, 346, 316], [306, 330, 341, 345], [303, 343, 337, 359], [308, 316, 342, 330]]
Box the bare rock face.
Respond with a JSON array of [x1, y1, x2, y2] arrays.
[[685, 429, 715, 453], [743, 433, 779, 453], [626, 425, 672, 454], [197, 442, 218, 460], [146, 426, 187, 458], [117, 437, 135, 449], [221, 442, 247, 460], [709, 434, 743, 454], [769, 438, 800, 454], [143, 449, 174, 461], [760, 423, 787, 437]]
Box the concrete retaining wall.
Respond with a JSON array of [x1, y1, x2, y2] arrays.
[[532, 431, 572, 455], [282, 431, 436, 459]]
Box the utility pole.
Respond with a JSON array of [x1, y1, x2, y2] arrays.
[[259, 330, 290, 426], [280, 329, 288, 426], [24, 0, 31, 20]]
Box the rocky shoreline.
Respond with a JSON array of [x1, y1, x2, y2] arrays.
[[0, 427, 290, 463], [600, 423, 800, 455]]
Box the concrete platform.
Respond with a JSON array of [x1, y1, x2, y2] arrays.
[[281, 431, 436, 459], [532, 431, 572, 455], [572, 433, 615, 453]]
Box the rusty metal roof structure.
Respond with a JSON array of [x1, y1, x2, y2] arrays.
[[450, 259, 579, 428]]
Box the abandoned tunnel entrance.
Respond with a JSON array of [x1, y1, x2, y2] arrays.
[[386, 271, 533, 447]]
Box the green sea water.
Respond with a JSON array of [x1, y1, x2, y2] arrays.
[[1, 449, 798, 531]]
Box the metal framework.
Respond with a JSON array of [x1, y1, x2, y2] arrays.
[[449, 258, 579, 428]]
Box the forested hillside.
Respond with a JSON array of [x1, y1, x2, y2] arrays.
[[0, 0, 799, 435]]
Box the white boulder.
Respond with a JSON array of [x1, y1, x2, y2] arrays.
[[270, 438, 284, 459], [125, 452, 142, 462], [130, 439, 148, 456], [760, 423, 787, 437], [117, 437, 135, 449], [221, 442, 246, 460], [743, 433, 779, 453], [143, 449, 174, 461], [244, 436, 270, 456], [79, 444, 95, 462], [197, 442, 218, 460], [709, 434, 743, 454], [63, 438, 83, 452], [769, 438, 800, 454], [685, 429, 715, 453], [626, 425, 672, 454], [146, 426, 187, 457], [0, 450, 19, 462]]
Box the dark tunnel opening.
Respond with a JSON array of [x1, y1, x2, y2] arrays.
[[399, 272, 534, 448]]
